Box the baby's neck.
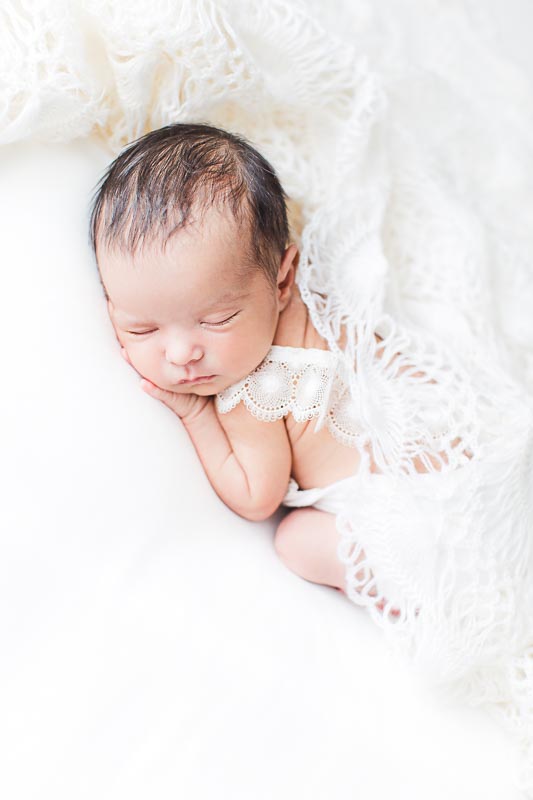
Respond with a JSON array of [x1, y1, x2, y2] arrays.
[[272, 284, 329, 352]]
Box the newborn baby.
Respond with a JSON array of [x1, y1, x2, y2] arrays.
[[85, 55, 533, 800], [90, 122, 447, 616]]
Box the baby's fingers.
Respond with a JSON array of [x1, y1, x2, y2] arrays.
[[140, 378, 170, 402], [140, 378, 175, 409], [139, 379, 191, 418]]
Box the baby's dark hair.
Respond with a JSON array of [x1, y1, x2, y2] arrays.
[[89, 122, 290, 288]]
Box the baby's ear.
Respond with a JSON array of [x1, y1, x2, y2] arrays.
[[289, 245, 300, 275], [277, 244, 298, 306]]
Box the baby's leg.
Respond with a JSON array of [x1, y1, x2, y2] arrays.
[[274, 508, 399, 615], [274, 508, 347, 591]]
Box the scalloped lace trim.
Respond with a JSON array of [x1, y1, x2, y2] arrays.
[[216, 320, 477, 477], [216, 345, 367, 447]]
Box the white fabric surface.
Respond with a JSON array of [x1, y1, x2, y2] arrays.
[[0, 137, 524, 800]]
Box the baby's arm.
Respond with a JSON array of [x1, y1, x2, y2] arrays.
[[142, 378, 291, 522]]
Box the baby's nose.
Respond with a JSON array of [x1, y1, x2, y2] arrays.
[[164, 338, 203, 366]]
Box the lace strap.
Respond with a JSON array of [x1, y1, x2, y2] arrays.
[[215, 345, 341, 423]]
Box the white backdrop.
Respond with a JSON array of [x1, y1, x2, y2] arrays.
[[0, 136, 523, 800]]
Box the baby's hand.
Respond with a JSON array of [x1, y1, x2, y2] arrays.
[[139, 378, 210, 422], [120, 347, 209, 422]]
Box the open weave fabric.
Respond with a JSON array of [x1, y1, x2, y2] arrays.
[[3, 0, 533, 792], [216, 338, 474, 467], [215, 333, 533, 798]]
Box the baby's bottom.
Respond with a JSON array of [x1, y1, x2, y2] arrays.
[[274, 508, 397, 614]]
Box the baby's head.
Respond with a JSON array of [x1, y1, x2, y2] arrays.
[[89, 122, 298, 395]]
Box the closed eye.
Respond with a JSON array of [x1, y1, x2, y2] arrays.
[[126, 311, 240, 335], [201, 311, 240, 327]]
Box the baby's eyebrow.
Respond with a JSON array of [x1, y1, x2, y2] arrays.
[[114, 311, 154, 325], [204, 289, 249, 309]]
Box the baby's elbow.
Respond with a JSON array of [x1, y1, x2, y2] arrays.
[[230, 465, 290, 522], [235, 484, 286, 522], [240, 509, 270, 522], [239, 497, 282, 522]]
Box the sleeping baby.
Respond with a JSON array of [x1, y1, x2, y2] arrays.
[[89, 122, 462, 620], [87, 106, 533, 800]]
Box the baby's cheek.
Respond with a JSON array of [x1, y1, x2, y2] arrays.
[[125, 343, 151, 377], [219, 338, 248, 369]]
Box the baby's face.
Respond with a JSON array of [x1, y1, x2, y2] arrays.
[[98, 207, 294, 395]]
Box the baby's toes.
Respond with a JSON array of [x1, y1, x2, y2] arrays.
[[375, 597, 401, 617]]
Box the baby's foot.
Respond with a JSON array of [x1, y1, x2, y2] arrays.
[[352, 553, 402, 617], [375, 597, 402, 618], [336, 586, 402, 617], [375, 595, 421, 619]]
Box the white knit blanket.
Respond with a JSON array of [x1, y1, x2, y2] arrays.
[[3, 0, 533, 792]]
